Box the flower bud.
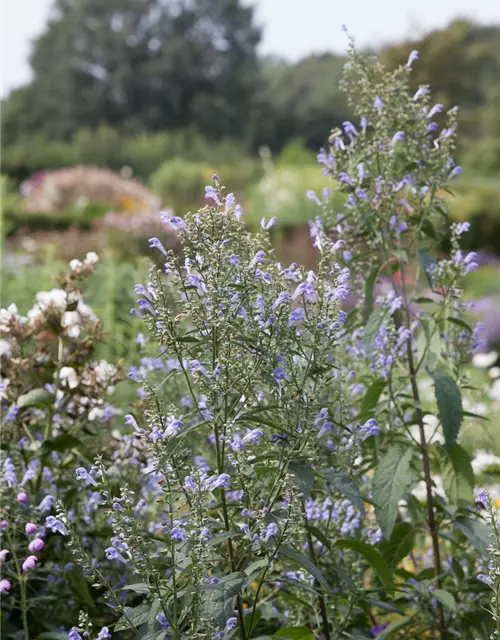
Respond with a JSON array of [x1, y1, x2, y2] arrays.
[[25, 522, 37, 535], [29, 539, 45, 553], [17, 492, 28, 504]]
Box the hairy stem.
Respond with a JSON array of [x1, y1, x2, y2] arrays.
[[302, 504, 331, 640], [399, 260, 446, 639]]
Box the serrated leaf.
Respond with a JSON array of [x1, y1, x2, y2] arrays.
[[455, 517, 491, 554], [273, 627, 314, 639], [17, 388, 54, 409], [433, 589, 457, 611], [323, 470, 365, 514], [360, 379, 385, 415], [418, 248, 437, 288], [431, 370, 463, 449], [372, 445, 413, 538], [288, 461, 314, 498], [278, 546, 329, 590], [334, 539, 393, 589], [201, 572, 246, 627], [364, 308, 386, 354], [440, 444, 474, 505], [380, 522, 415, 568]]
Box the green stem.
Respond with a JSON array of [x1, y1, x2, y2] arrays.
[[5, 528, 30, 640]]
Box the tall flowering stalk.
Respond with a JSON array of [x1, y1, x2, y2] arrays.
[[50, 42, 496, 640], [310, 38, 486, 638]]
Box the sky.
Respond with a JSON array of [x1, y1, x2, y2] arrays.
[[1, 0, 500, 98]]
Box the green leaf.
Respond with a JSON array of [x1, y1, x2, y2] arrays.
[[455, 517, 491, 554], [440, 444, 474, 505], [17, 388, 54, 409], [41, 434, 82, 455], [418, 248, 437, 287], [201, 572, 246, 627], [380, 522, 415, 568], [245, 559, 268, 579], [324, 470, 365, 514], [273, 627, 314, 639], [374, 616, 411, 639], [433, 589, 457, 612], [334, 539, 393, 589], [245, 608, 262, 635], [307, 524, 331, 549], [66, 568, 95, 608], [278, 546, 329, 590], [288, 461, 314, 498], [372, 445, 413, 538], [115, 604, 151, 631], [364, 265, 380, 318], [120, 582, 150, 594], [207, 531, 240, 546], [360, 379, 386, 415], [364, 308, 386, 354], [431, 370, 463, 449]]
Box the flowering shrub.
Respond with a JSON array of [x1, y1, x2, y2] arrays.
[[1, 41, 498, 640], [0, 252, 123, 637]]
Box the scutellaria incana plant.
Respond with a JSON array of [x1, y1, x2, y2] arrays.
[[2, 41, 498, 640]]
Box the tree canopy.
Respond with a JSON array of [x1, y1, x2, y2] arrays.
[[2, 0, 261, 143]]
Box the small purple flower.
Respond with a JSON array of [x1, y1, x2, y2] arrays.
[[17, 492, 27, 504], [46, 516, 68, 536], [288, 308, 305, 326], [38, 495, 55, 513], [343, 121, 358, 137], [124, 414, 144, 434], [68, 628, 83, 640], [29, 539, 45, 553], [427, 104, 444, 119], [105, 547, 127, 563], [261, 217, 278, 230], [307, 190, 321, 206], [374, 96, 383, 112], [412, 86, 428, 101], [406, 50, 419, 67], [22, 555, 38, 572], [455, 222, 470, 235], [391, 131, 405, 146], [205, 185, 222, 205], [449, 166, 463, 179], [148, 237, 168, 256], [0, 579, 11, 594], [25, 522, 37, 535], [96, 628, 112, 640], [273, 367, 287, 381], [75, 467, 98, 487], [475, 490, 488, 507]]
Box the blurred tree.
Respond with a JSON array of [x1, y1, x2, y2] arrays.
[[382, 19, 500, 139], [259, 53, 352, 151], [1, 0, 261, 144]]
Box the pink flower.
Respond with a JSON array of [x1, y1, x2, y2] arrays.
[[28, 539, 44, 553], [17, 492, 28, 504], [0, 579, 11, 593], [25, 522, 37, 535], [22, 555, 38, 572]]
